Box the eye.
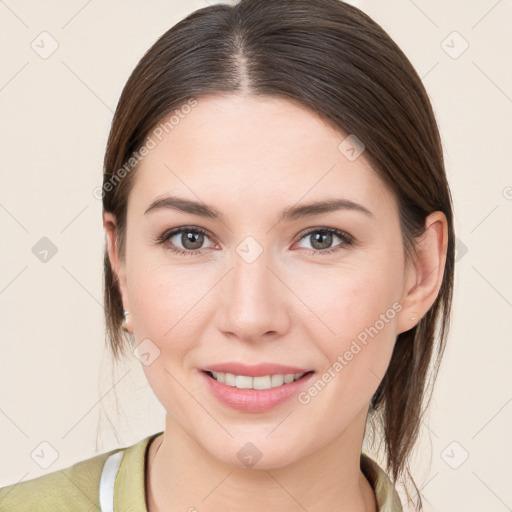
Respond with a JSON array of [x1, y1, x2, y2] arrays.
[[294, 227, 354, 256], [154, 226, 217, 257], [154, 226, 355, 257]]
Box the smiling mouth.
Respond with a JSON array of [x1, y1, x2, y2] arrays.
[[203, 370, 315, 390]]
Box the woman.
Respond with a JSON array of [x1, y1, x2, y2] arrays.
[[0, 0, 454, 510]]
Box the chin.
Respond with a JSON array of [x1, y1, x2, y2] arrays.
[[196, 430, 311, 472]]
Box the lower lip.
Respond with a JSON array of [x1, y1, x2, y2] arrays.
[[200, 370, 315, 413]]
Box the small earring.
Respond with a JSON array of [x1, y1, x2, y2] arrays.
[[122, 310, 131, 332], [410, 315, 417, 322]]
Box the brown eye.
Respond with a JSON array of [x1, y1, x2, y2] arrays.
[[309, 231, 334, 251], [155, 226, 215, 256], [180, 231, 205, 250], [295, 228, 354, 256]]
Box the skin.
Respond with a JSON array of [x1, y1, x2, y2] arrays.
[[104, 93, 448, 512]]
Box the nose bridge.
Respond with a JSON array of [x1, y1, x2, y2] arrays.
[[216, 239, 290, 340]]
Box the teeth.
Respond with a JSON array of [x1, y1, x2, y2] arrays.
[[210, 372, 306, 390]]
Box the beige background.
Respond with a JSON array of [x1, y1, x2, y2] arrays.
[[0, 1, 511, 510]]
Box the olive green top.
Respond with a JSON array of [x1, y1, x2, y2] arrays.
[[0, 431, 403, 511]]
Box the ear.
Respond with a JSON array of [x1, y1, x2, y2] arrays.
[[396, 211, 449, 335], [103, 211, 131, 331]]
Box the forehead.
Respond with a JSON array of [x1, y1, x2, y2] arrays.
[[129, 94, 396, 219]]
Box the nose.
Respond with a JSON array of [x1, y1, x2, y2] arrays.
[[215, 247, 292, 343]]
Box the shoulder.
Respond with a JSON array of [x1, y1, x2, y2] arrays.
[[361, 452, 403, 511], [0, 446, 123, 512]]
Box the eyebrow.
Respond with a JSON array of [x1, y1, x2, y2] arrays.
[[144, 195, 374, 221]]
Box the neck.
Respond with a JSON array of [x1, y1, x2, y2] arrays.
[[146, 408, 377, 512]]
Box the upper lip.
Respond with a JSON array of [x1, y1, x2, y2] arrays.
[[201, 362, 312, 377]]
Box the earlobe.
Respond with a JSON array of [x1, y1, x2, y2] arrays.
[[396, 211, 449, 335]]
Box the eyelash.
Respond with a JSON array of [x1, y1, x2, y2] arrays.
[[154, 226, 355, 257]]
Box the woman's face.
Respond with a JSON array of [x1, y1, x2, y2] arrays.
[[106, 94, 419, 469]]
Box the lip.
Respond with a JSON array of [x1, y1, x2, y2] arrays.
[[200, 362, 312, 377], [199, 369, 315, 413]]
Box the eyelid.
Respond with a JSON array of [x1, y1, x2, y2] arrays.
[[295, 225, 352, 241]]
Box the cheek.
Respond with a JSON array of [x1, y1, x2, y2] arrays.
[[128, 266, 202, 346], [294, 257, 402, 336], [127, 266, 208, 421], [125, 257, 220, 398], [292, 260, 403, 396]]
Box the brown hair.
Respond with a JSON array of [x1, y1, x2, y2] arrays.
[[101, 0, 454, 508]]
